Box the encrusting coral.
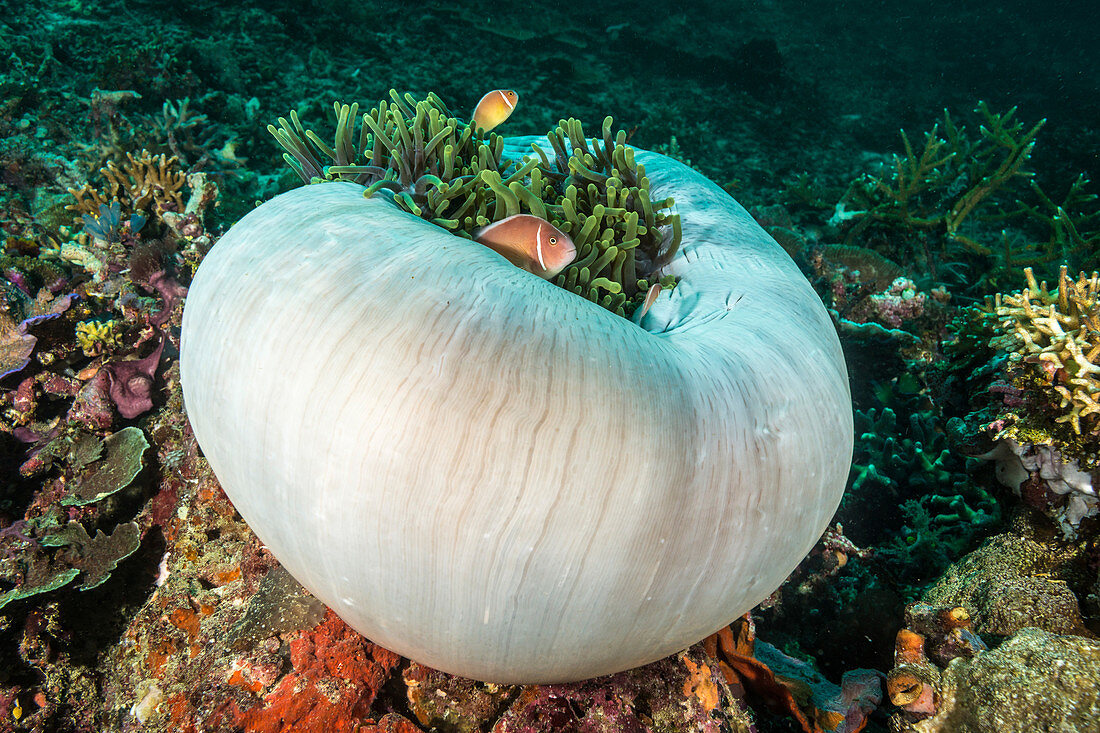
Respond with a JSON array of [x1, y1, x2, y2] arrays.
[[268, 90, 681, 317], [886, 522, 1100, 731]]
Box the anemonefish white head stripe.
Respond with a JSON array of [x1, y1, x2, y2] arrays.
[[534, 221, 547, 270], [473, 214, 576, 279], [472, 89, 519, 132]]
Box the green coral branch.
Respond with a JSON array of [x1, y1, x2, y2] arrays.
[[844, 103, 1044, 247], [836, 102, 1083, 285], [945, 105, 1044, 240]]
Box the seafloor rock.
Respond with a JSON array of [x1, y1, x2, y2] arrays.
[[918, 523, 1094, 638], [902, 628, 1100, 733]]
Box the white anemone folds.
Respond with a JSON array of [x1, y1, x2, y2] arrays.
[[180, 142, 852, 684]]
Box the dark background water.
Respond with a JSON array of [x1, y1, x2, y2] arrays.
[[5, 0, 1096, 200]]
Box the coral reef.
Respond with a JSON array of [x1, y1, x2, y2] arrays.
[[838, 104, 1099, 284], [841, 402, 1000, 597], [918, 526, 1095, 639], [981, 438, 1097, 534], [67, 151, 185, 222], [931, 266, 1100, 535], [491, 646, 754, 732], [839, 103, 1044, 255], [74, 318, 121, 356], [794, 103, 1100, 298], [0, 0, 1097, 729], [87, 432, 762, 731]]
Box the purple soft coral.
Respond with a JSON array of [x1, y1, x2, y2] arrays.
[[105, 335, 165, 418], [128, 241, 188, 326], [145, 272, 188, 326]]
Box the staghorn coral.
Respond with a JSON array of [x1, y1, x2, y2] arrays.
[[67, 149, 186, 222], [836, 102, 1042, 250], [932, 299, 1098, 534], [839, 103, 1044, 253], [1013, 173, 1100, 272], [56, 146, 215, 294], [268, 91, 681, 317], [828, 102, 1100, 294], [136, 97, 218, 163], [994, 265, 1100, 436]]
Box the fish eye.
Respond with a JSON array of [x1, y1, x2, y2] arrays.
[[507, 91, 516, 98], [549, 237, 557, 244]]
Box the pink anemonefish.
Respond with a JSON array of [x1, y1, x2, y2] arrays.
[[474, 214, 577, 279], [637, 282, 662, 318], [472, 89, 519, 132]]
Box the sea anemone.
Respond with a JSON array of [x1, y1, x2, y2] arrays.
[[180, 131, 852, 683]]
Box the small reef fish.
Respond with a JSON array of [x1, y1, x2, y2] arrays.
[[474, 214, 577, 279], [637, 282, 662, 318], [472, 89, 518, 132]]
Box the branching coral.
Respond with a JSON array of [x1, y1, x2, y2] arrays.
[[831, 103, 1100, 291], [1015, 174, 1100, 267], [268, 91, 681, 316], [844, 406, 1000, 593], [57, 145, 215, 290], [931, 281, 1099, 534], [841, 103, 1044, 251], [994, 266, 1100, 435], [137, 98, 217, 163], [75, 319, 122, 356], [67, 149, 186, 221]]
